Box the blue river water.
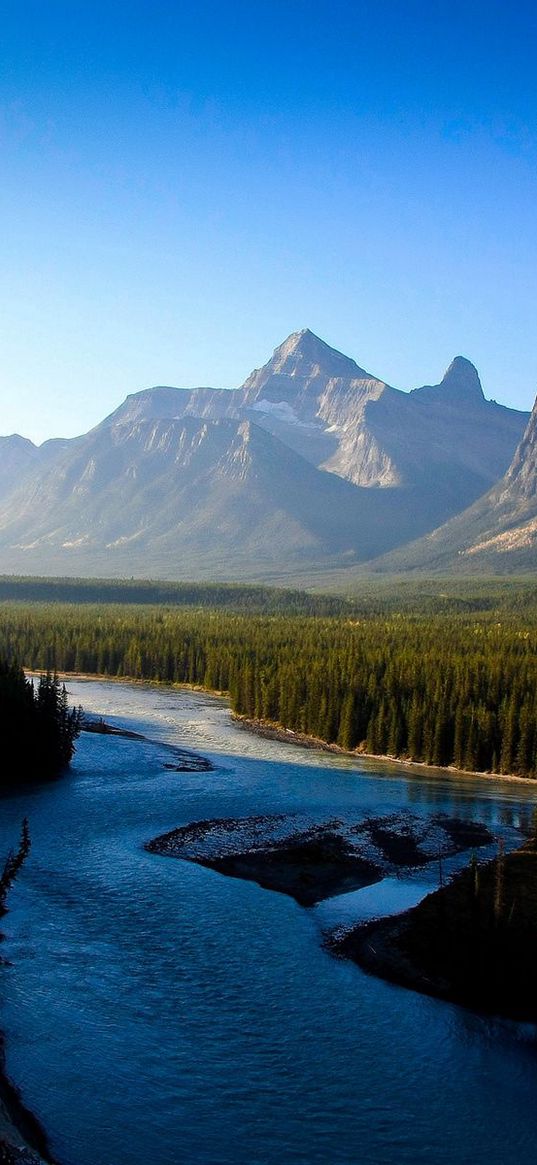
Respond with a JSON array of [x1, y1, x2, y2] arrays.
[[2, 678, 537, 1165]]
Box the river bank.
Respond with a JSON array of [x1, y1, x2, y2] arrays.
[[0, 1037, 57, 1164], [44, 671, 537, 788], [232, 713, 537, 787]]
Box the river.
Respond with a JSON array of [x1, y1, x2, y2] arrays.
[[1, 678, 537, 1165]]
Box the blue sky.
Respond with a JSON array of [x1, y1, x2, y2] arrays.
[[2, 0, 537, 441]]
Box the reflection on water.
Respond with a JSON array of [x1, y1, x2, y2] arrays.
[[1, 679, 537, 1165]]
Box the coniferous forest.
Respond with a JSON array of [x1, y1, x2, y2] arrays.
[[1, 579, 537, 778], [0, 659, 82, 785]]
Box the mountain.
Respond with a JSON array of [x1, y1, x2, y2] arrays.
[[0, 435, 38, 498], [0, 331, 530, 581], [0, 415, 419, 578], [371, 395, 537, 574], [409, 355, 485, 406], [97, 332, 528, 525]]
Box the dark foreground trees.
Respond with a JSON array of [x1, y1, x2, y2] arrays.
[[0, 660, 82, 784]]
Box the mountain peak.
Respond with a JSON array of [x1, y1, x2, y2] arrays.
[[240, 330, 373, 399], [268, 329, 363, 378], [411, 356, 485, 406], [0, 433, 37, 449], [441, 356, 484, 401]]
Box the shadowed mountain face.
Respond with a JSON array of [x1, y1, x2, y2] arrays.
[[0, 414, 451, 578], [0, 331, 530, 580], [370, 397, 537, 575]]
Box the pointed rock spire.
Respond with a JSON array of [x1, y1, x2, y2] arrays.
[[411, 356, 485, 406], [440, 356, 484, 402]]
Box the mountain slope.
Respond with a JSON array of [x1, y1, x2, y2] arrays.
[[0, 416, 434, 578], [370, 394, 537, 574]]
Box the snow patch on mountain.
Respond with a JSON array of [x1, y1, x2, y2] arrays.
[[250, 399, 320, 430]]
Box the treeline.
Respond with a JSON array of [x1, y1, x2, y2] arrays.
[[1, 602, 537, 777], [342, 575, 537, 617], [0, 659, 82, 784], [3, 574, 537, 619], [0, 576, 350, 616]]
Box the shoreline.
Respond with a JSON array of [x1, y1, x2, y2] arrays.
[[231, 714, 537, 787], [38, 668, 537, 787], [0, 1032, 58, 1163], [80, 715, 214, 771], [329, 840, 537, 1022]]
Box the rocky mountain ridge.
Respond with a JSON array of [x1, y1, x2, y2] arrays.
[[0, 330, 532, 580]]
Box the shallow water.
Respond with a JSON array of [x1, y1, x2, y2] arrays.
[[1, 679, 537, 1165]]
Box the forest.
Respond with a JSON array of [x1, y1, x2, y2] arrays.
[[3, 573, 537, 616], [1, 586, 537, 778], [0, 575, 349, 615], [0, 659, 82, 784]]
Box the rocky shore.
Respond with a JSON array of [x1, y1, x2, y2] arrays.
[[146, 811, 494, 907]]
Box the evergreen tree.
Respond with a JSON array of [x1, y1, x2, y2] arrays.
[[0, 661, 82, 784]]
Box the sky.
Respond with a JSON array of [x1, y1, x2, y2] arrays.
[[2, 0, 537, 443]]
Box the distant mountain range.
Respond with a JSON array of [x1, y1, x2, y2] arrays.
[[0, 329, 534, 581]]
